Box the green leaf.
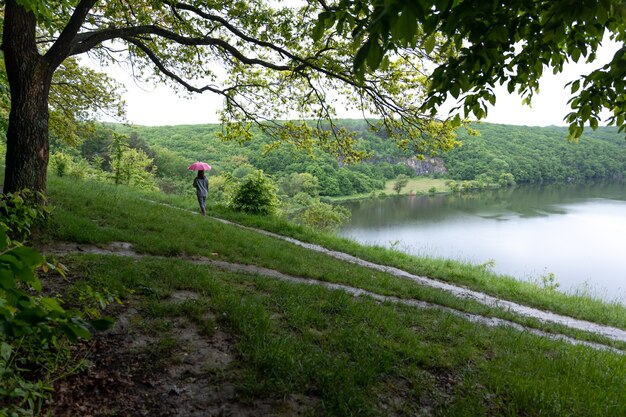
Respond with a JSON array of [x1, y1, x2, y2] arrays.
[[63, 321, 92, 342], [0, 270, 15, 290], [354, 42, 370, 73], [0, 342, 12, 362], [450, 83, 460, 99], [90, 317, 115, 331], [395, 8, 417, 44], [41, 297, 66, 314], [366, 39, 383, 70], [9, 246, 44, 269], [312, 20, 325, 41], [424, 35, 436, 55], [379, 56, 390, 71]]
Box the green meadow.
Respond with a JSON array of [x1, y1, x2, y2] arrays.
[[26, 176, 626, 416]]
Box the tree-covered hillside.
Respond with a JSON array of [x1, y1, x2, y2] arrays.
[[103, 121, 416, 197], [443, 124, 626, 184], [46, 120, 626, 202]]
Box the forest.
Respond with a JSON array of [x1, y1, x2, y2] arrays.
[[48, 119, 626, 198], [443, 123, 626, 185]]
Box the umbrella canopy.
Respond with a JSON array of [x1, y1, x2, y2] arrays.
[[188, 161, 212, 171]]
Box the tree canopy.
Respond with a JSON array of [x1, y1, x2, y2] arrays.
[[317, 0, 626, 138], [1, 0, 460, 193]]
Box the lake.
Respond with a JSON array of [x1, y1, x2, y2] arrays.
[[339, 182, 626, 302]]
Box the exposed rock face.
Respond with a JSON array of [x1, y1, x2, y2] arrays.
[[403, 156, 447, 175], [343, 155, 447, 175]]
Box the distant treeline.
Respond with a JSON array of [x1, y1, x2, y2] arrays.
[[50, 120, 626, 197], [443, 123, 626, 184]]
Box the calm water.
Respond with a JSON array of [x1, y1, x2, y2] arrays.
[[339, 182, 626, 301]]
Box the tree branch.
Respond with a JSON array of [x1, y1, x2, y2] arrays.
[[71, 25, 292, 71], [45, 0, 98, 68], [123, 36, 225, 96]]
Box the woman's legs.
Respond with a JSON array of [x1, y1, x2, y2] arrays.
[[197, 195, 206, 215]]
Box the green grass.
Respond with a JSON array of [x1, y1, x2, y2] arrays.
[[325, 177, 450, 202], [383, 177, 450, 195], [30, 176, 626, 414], [39, 176, 626, 345], [63, 254, 626, 416], [207, 192, 626, 333]]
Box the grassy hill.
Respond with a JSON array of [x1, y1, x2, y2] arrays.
[[18, 175, 626, 416]]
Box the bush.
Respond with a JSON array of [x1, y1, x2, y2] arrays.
[[393, 174, 410, 194], [0, 192, 113, 416], [294, 201, 351, 231], [0, 189, 49, 242], [49, 152, 73, 177], [230, 170, 279, 214]]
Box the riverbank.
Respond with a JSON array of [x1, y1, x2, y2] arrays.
[[324, 177, 451, 203], [14, 177, 626, 415]]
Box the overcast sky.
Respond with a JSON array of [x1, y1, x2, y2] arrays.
[[99, 39, 620, 128]]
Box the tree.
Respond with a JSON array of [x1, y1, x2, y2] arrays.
[[279, 172, 319, 197], [318, 0, 626, 139], [393, 173, 409, 194], [1, 0, 460, 195]]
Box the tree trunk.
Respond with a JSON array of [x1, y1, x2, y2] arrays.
[[2, 1, 53, 194]]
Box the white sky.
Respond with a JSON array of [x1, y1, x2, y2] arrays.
[[98, 39, 621, 128]]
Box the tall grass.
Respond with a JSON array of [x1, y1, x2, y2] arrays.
[[64, 254, 626, 416]]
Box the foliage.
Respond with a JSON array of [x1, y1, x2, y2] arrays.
[[99, 122, 413, 198], [48, 57, 126, 146], [278, 172, 319, 197], [108, 133, 158, 191], [293, 201, 351, 231], [392, 174, 410, 194], [229, 170, 279, 215], [443, 123, 626, 184], [320, 0, 626, 139], [97, 121, 626, 202], [0, 190, 50, 242], [49, 152, 73, 178], [3, 0, 465, 194], [0, 191, 114, 416]]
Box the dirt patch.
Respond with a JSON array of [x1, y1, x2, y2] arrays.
[[45, 289, 319, 417]]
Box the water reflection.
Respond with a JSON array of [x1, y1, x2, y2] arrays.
[[340, 182, 626, 302]]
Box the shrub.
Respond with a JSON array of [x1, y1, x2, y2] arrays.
[[49, 152, 73, 177], [295, 201, 351, 231], [0, 193, 113, 416], [0, 189, 50, 242], [230, 170, 279, 214], [393, 174, 410, 194]]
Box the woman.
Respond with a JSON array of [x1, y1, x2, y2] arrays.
[[192, 170, 209, 215]]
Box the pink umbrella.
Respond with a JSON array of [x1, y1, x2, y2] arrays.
[[188, 161, 212, 171]]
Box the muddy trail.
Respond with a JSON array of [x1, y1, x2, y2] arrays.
[[146, 201, 626, 346], [41, 239, 625, 353]]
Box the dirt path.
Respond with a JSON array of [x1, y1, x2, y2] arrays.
[[144, 201, 626, 345], [214, 218, 626, 344], [41, 241, 624, 353]]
